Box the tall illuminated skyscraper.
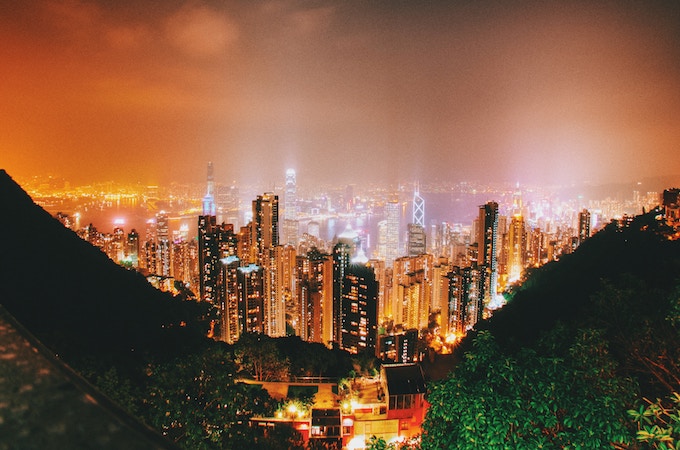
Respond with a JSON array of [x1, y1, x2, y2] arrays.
[[385, 199, 400, 266], [506, 214, 526, 283], [250, 193, 279, 265], [412, 183, 425, 227], [340, 263, 378, 355], [202, 162, 216, 216], [283, 169, 299, 246], [285, 169, 297, 220], [477, 201, 499, 309]]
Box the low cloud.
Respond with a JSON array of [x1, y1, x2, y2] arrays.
[[165, 2, 238, 58]]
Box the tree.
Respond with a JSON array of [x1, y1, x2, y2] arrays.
[[422, 331, 635, 449], [234, 333, 290, 381]]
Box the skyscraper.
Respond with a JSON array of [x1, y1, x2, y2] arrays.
[[283, 169, 299, 246], [412, 183, 425, 227], [578, 209, 591, 245], [332, 241, 352, 344], [385, 199, 400, 266], [477, 201, 499, 309], [156, 211, 171, 277], [407, 223, 427, 256], [506, 214, 526, 283], [250, 193, 279, 265], [340, 263, 378, 354], [237, 264, 265, 334], [202, 162, 216, 216]]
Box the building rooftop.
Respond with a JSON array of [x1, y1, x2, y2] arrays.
[[382, 363, 427, 396]]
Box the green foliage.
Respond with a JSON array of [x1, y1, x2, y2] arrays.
[[421, 331, 635, 449], [140, 344, 276, 449], [629, 392, 680, 449], [234, 333, 290, 381]]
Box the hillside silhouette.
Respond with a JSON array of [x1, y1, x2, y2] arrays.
[[468, 210, 680, 398], [0, 169, 209, 364]]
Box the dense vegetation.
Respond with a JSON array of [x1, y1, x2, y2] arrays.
[[422, 211, 680, 449]]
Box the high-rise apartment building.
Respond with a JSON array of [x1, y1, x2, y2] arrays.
[[250, 193, 279, 265], [477, 202, 499, 309], [578, 209, 591, 245], [506, 214, 526, 283], [237, 264, 265, 334], [332, 240, 353, 345], [341, 263, 378, 354]]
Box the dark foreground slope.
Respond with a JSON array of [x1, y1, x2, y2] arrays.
[[0, 169, 209, 363], [473, 210, 680, 397]]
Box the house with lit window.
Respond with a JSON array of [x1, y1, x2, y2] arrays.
[[249, 363, 428, 449]]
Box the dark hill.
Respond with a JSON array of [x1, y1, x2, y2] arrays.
[[0, 169, 209, 363], [468, 211, 680, 397]]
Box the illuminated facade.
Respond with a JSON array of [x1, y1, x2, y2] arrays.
[[237, 264, 265, 334], [412, 183, 424, 227], [340, 264, 378, 354], [477, 201, 499, 309], [506, 214, 526, 283], [578, 209, 591, 245], [406, 223, 426, 256], [250, 193, 279, 265], [384, 199, 400, 266], [283, 169, 299, 246]]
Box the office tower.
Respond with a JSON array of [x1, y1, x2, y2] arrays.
[[285, 169, 297, 219], [283, 169, 299, 246], [237, 264, 265, 334], [412, 183, 425, 227], [407, 223, 427, 256], [385, 199, 400, 266], [578, 209, 591, 245], [332, 241, 352, 344], [202, 162, 216, 216], [506, 214, 526, 283], [126, 229, 139, 268], [340, 263, 378, 354], [250, 193, 279, 265], [477, 202, 499, 309], [156, 211, 171, 277]]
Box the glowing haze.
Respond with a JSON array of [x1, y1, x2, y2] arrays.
[[2, 0, 679, 187]]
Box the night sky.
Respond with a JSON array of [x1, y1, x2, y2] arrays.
[[2, 0, 679, 187]]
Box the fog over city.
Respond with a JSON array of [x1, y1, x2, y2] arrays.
[[2, 0, 680, 187]]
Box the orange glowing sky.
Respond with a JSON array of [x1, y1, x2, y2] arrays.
[[1, 0, 679, 187]]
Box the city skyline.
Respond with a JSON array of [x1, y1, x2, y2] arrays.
[[2, 1, 680, 187]]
